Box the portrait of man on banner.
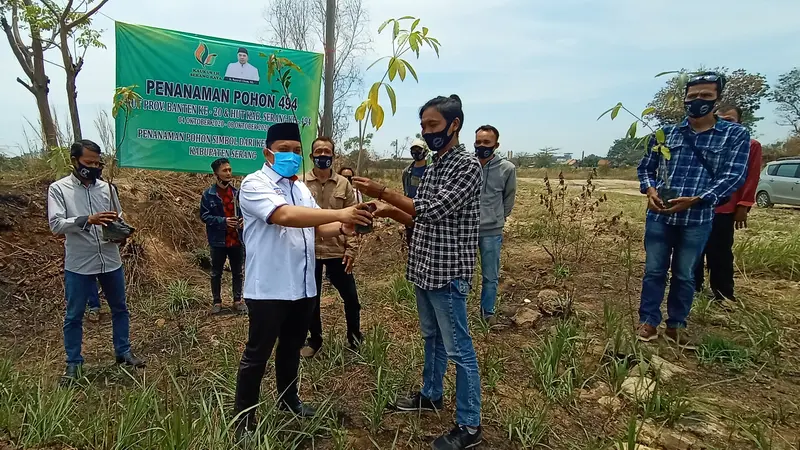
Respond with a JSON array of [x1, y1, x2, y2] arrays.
[[224, 47, 260, 84]]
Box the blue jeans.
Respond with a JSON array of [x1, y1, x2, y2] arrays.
[[88, 284, 100, 309], [639, 217, 712, 329], [416, 278, 481, 427], [64, 267, 131, 364], [478, 235, 503, 317]]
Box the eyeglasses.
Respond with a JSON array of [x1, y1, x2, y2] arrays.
[[688, 74, 720, 84]]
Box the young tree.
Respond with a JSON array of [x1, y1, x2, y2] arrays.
[[1, 0, 59, 148], [770, 68, 800, 135], [354, 16, 441, 172], [263, 0, 371, 142], [646, 68, 769, 131], [41, 0, 109, 141]]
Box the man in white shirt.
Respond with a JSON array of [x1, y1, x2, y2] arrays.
[[233, 122, 373, 438], [224, 47, 260, 84]]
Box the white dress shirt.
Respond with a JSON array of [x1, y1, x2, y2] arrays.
[[239, 164, 318, 300], [224, 62, 260, 82]]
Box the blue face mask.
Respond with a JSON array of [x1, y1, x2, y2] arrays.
[[268, 149, 302, 178]]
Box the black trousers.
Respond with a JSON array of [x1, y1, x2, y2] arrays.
[[210, 246, 243, 304], [307, 258, 362, 350], [233, 298, 313, 418], [695, 212, 736, 300]]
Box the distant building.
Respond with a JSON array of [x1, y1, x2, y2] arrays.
[[598, 159, 610, 166], [566, 159, 578, 166]]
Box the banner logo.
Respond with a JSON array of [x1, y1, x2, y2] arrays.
[[194, 42, 217, 67]]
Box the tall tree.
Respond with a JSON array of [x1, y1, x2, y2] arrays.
[[770, 68, 800, 135], [646, 68, 769, 131], [1, 0, 59, 148], [532, 147, 558, 168], [606, 137, 645, 167], [41, 0, 109, 141], [263, 0, 371, 142]]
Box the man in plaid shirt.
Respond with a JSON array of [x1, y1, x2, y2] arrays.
[[353, 95, 484, 450], [636, 72, 750, 348]]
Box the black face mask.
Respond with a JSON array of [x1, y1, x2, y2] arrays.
[[475, 146, 495, 159], [422, 119, 456, 152], [684, 98, 716, 118], [313, 155, 333, 170], [217, 178, 231, 187], [344, 176, 353, 183], [410, 149, 427, 161], [75, 162, 101, 181]]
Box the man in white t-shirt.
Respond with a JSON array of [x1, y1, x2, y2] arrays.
[[232, 122, 373, 439], [224, 47, 260, 83]]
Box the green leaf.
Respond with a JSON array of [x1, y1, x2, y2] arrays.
[[393, 20, 400, 39], [384, 83, 397, 114], [409, 33, 419, 55], [627, 121, 637, 139], [368, 82, 381, 106], [641, 107, 655, 116], [596, 106, 614, 121], [402, 59, 418, 82], [354, 101, 369, 122], [371, 103, 385, 130], [610, 103, 622, 120], [366, 56, 389, 72], [422, 26, 429, 36], [398, 15, 415, 20], [377, 19, 392, 34], [388, 57, 398, 81], [411, 18, 420, 31], [654, 70, 679, 78], [397, 61, 407, 81], [655, 128, 666, 144]]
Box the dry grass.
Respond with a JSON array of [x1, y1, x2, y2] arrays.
[[1, 168, 800, 450]]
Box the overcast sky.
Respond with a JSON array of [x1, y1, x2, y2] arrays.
[[2, 0, 799, 158]]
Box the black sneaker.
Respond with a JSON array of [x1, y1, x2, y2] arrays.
[[59, 363, 82, 386], [432, 425, 483, 449], [394, 391, 443, 412], [116, 351, 146, 368]]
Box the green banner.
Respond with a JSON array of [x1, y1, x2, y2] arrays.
[[115, 22, 323, 175]]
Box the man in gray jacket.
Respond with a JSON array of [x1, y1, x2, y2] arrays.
[[474, 125, 516, 323]]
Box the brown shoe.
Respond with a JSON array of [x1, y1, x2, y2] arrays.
[[636, 323, 658, 342], [300, 346, 318, 358], [664, 328, 697, 350]]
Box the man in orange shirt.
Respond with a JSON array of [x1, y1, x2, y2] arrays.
[[695, 103, 762, 303]]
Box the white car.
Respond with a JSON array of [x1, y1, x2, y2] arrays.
[[756, 157, 800, 207]]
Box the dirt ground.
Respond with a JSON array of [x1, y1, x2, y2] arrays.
[[1, 172, 799, 449]]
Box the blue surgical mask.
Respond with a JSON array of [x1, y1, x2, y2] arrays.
[[475, 146, 495, 159], [684, 98, 716, 118], [313, 155, 333, 169], [267, 149, 302, 178]]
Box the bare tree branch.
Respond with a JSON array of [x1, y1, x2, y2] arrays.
[[262, 0, 370, 142], [65, 0, 107, 30], [1, 12, 33, 79], [16, 76, 35, 94]]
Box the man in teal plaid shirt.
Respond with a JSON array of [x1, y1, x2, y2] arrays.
[[636, 72, 750, 349]]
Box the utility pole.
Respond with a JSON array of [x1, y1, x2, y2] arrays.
[[322, 0, 336, 137]]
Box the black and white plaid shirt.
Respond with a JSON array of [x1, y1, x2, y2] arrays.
[[408, 144, 482, 290]]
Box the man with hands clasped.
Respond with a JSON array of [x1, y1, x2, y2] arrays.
[[636, 72, 750, 349]]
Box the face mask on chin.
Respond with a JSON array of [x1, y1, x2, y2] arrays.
[[217, 178, 231, 187]]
